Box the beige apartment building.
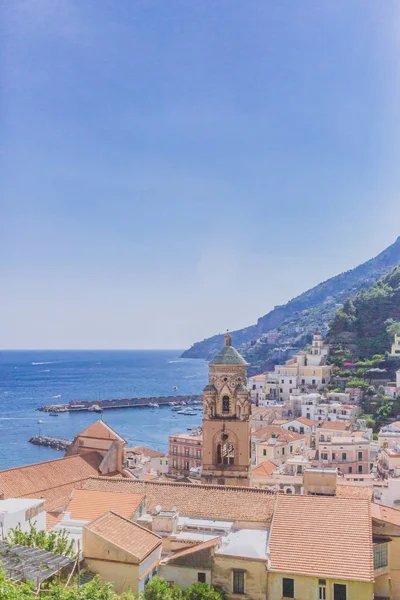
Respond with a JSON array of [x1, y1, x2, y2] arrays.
[[168, 431, 202, 477], [252, 426, 309, 466]]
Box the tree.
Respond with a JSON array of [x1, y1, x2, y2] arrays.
[[5, 522, 76, 558], [184, 582, 225, 600]]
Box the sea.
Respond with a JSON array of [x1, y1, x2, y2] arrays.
[[0, 350, 208, 471]]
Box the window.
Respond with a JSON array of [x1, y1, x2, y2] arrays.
[[302, 379, 305, 384], [342, 452, 347, 461], [312, 379, 316, 385], [252, 384, 256, 390], [358, 451, 363, 461], [358, 465, 363, 474], [333, 583, 347, 600], [289, 379, 292, 384], [184, 461, 189, 470], [348, 466, 352, 473], [280, 388, 283, 393], [232, 570, 244, 594], [173, 459, 177, 468], [196, 450, 201, 459], [184, 448, 189, 456], [319, 579, 326, 600], [222, 396, 230, 412], [300, 427, 304, 434], [282, 447, 285, 455], [374, 543, 388, 569], [281, 379, 284, 384], [282, 577, 294, 598], [173, 446, 177, 454], [263, 449, 267, 456], [290, 445, 293, 453], [198, 573, 206, 583], [321, 453, 328, 460]]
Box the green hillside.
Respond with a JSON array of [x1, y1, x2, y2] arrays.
[[327, 265, 400, 358]]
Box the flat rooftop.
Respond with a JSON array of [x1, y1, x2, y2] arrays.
[[216, 529, 268, 560], [0, 498, 44, 513]]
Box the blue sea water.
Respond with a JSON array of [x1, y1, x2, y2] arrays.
[[0, 350, 208, 470]]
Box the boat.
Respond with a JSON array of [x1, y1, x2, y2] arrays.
[[49, 411, 59, 417], [88, 404, 102, 413], [171, 406, 182, 411], [177, 408, 197, 415], [173, 386, 178, 391], [149, 402, 159, 408], [37, 420, 44, 424]]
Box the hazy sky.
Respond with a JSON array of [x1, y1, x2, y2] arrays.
[[1, 1, 400, 350]]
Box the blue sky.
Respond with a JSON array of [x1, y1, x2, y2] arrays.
[[1, 1, 400, 350]]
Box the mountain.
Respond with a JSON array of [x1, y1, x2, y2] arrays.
[[327, 265, 400, 358], [181, 237, 400, 372]]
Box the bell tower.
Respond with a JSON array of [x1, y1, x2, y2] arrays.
[[201, 333, 252, 487]]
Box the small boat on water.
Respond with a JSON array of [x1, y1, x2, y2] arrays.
[[149, 402, 159, 408], [49, 411, 59, 417], [177, 408, 197, 416], [37, 420, 44, 424], [88, 404, 102, 413]]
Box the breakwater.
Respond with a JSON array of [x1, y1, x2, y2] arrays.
[[29, 436, 71, 451], [37, 394, 203, 413]]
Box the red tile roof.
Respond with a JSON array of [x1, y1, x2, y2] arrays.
[[66, 489, 144, 521], [84, 511, 161, 562], [0, 452, 104, 511], [371, 503, 400, 527], [252, 460, 277, 478], [269, 495, 374, 582]]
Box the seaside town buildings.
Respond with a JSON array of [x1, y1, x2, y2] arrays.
[[1, 336, 400, 598]]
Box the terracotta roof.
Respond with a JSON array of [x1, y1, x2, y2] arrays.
[[253, 426, 308, 443], [126, 446, 165, 458], [0, 452, 103, 510], [46, 512, 63, 530], [335, 484, 373, 500], [84, 511, 161, 562], [252, 460, 277, 478], [269, 495, 374, 582], [251, 374, 266, 380], [143, 474, 159, 481], [83, 477, 275, 523], [317, 421, 352, 431], [162, 537, 220, 564], [271, 419, 289, 426], [294, 417, 315, 427], [371, 503, 400, 527], [66, 489, 144, 521]]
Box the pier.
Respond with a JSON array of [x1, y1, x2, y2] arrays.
[[29, 436, 71, 451], [37, 394, 203, 413]]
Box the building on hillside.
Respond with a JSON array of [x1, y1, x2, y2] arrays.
[[125, 446, 167, 478], [373, 478, 400, 508], [281, 417, 315, 435], [377, 445, 400, 479], [267, 495, 378, 600], [252, 406, 283, 430], [201, 333, 252, 487], [252, 456, 313, 494], [390, 334, 400, 357], [378, 422, 400, 451], [252, 426, 309, 467], [317, 434, 371, 475], [303, 401, 361, 424], [83, 511, 162, 595], [249, 373, 266, 404], [315, 421, 353, 446], [168, 432, 202, 477], [159, 537, 219, 588]]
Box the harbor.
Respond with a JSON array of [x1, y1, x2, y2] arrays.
[[28, 435, 71, 451], [37, 394, 203, 413]]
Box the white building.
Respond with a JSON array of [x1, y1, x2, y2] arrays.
[[281, 417, 315, 435], [0, 498, 45, 539]]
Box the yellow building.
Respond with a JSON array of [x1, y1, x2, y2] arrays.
[[371, 502, 400, 598], [267, 495, 380, 600], [390, 334, 400, 356], [253, 426, 309, 466], [83, 511, 162, 595], [201, 333, 252, 487]]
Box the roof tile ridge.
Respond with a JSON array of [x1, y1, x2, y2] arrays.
[[85, 476, 277, 494]]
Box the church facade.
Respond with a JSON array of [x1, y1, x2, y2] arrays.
[[201, 333, 252, 487]]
